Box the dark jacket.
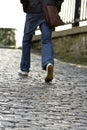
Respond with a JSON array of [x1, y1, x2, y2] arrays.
[[20, 0, 42, 13], [20, 0, 29, 12], [20, 0, 64, 13], [56, 0, 64, 12], [27, 0, 43, 13]]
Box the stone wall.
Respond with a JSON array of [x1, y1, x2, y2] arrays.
[[32, 26, 87, 65]]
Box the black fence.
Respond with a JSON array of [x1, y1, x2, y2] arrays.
[[60, 0, 87, 26]]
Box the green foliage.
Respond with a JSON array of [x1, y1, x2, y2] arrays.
[[0, 28, 16, 46]]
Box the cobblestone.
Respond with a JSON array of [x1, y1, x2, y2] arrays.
[[0, 48, 87, 130]]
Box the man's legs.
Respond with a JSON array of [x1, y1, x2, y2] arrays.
[[19, 13, 54, 82], [19, 14, 37, 74], [40, 22, 54, 69], [40, 22, 54, 82]]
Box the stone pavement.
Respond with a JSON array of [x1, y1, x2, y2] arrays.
[[0, 48, 87, 130]]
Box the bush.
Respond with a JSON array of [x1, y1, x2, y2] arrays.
[[0, 28, 16, 46]]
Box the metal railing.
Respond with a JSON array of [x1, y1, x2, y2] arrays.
[[80, 0, 87, 20], [60, 0, 87, 25]]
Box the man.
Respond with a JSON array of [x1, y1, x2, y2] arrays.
[[19, 0, 64, 82]]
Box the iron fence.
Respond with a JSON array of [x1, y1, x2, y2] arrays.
[[80, 0, 87, 20], [60, 0, 87, 25]]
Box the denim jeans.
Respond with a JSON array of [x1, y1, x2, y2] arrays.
[[20, 13, 54, 72]]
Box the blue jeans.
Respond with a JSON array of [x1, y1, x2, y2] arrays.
[[20, 13, 54, 72]]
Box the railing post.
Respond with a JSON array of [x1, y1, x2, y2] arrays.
[[72, 0, 81, 27]]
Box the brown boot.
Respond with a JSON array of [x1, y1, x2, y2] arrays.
[[45, 63, 53, 82]]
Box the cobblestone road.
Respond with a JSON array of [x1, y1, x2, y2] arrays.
[[0, 48, 87, 130]]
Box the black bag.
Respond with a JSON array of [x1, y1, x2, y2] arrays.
[[39, 0, 64, 27]]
